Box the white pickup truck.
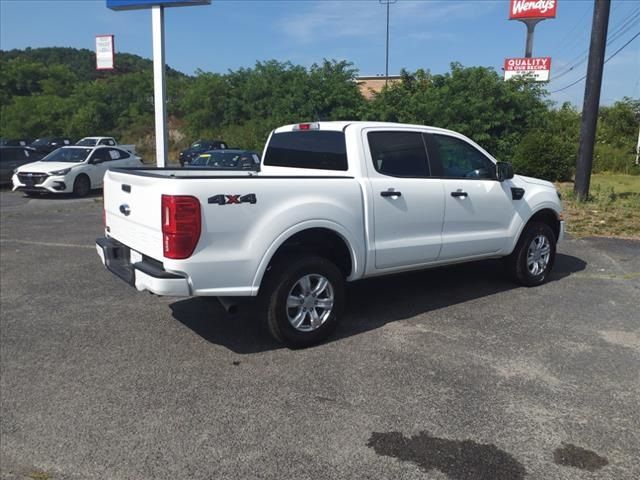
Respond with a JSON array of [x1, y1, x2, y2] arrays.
[[97, 121, 564, 347], [76, 137, 136, 155]]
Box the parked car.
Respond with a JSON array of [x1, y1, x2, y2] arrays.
[[0, 146, 44, 185], [187, 149, 260, 171], [13, 145, 143, 197], [30, 137, 73, 154], [97, 121, 564, 348], [76, 137, 137, 154], [179, 139, 227, 166], [0, 138, 32, 147]]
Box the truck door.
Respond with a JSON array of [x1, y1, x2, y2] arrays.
[[424, 133, 516, 259], [364, 129, 445, 270]]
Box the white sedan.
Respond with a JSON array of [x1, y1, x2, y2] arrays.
[[12, 145, 143, 197]]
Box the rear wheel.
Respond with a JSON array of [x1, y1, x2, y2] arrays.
[[505, 222, 556, 286], [260, 254, 345, 348], [73, 174, 91, 197]]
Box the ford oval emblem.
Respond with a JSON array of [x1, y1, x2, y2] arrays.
[[119, 204, 131, 216]]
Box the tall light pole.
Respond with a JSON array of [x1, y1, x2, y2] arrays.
[[380, 0, 397, 86]]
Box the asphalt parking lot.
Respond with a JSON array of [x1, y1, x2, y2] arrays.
[[1, 189, 638, 480]]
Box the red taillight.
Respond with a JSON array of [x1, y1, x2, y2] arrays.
[[298, 123, 311, 131], [161, 195, 201, 259]]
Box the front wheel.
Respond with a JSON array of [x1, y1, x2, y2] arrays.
[[505, 222, 556, 286], [260, 255, 345, 348], [73, 174, 91, 197]]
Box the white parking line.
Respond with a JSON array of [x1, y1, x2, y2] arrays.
[[0, 238, 94, 249]]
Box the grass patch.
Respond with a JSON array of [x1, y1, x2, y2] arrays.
[[28, 471, 52, 480], [557, 174, 640, 239]]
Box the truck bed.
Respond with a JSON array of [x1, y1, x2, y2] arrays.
[[103, 168, 365, 296]]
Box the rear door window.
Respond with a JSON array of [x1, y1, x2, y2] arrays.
[[264, 131, 348, 171], [367, 131, 430, 177]]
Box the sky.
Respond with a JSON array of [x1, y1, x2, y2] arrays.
[[1, 0, 638, 107]]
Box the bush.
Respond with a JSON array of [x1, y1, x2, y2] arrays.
[[593, 143, 640, 175], [512, 130, 576, 181]]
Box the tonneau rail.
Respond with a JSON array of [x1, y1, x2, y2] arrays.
[[108, 167, 354, 180]]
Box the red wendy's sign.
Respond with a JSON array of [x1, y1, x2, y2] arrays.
[[509, 0, 557, 20]]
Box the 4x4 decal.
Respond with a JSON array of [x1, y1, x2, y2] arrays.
[[208, 194, 257, 205]]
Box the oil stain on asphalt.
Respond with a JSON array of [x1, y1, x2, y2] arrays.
[[553, 443, 609, 471], [367, 431, 526, 480]]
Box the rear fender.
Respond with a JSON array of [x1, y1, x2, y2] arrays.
[[251, 220, 362, 293]]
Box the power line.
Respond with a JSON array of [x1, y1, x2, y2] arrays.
[[550, 3, 640, 77], [554, 0, 626, 57], [550, 30, 640, 93], [551, 11, 639, 81], [552, 4, 592, 57], [551, 6, 640, 81]]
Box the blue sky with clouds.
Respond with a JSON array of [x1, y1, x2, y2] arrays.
[[1, 0, 638, 107]]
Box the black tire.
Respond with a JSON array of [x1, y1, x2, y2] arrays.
[[505, 221, 556, 286], [73, 174, 91, 197], [260, 254, 345, 348]]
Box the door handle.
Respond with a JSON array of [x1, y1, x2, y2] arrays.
[[451, 191, 468, 198], [380, 190, 402, 197]]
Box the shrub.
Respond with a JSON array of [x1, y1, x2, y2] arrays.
[[512, 130, 576, 182], [593, 143, 640, 175]]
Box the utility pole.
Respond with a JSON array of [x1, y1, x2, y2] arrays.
[[379, 0, 396, 86], [575, 0, 611, 201], [636, 124, 640, 165]]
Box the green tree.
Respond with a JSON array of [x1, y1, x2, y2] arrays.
[[594, 98, 640, 174], [364, 63, 548, 162]]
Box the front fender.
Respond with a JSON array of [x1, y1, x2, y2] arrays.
[[506, 202, 563, 255]]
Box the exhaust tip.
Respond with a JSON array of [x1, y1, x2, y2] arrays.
[[217, 297, 239, 315]]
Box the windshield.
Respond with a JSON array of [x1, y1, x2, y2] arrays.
[[190, 140, 207, 149], [76, 138, 98, 146], [41, 148, 92, 163], [32, 138, 50, 146], [191, 151, 246, 168]]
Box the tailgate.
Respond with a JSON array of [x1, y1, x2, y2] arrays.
[[104, 170, 164, 260]]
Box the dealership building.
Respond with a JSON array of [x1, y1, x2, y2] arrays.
[[356, 75, 402, 99]]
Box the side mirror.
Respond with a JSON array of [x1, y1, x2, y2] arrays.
[[92, 158, 104, 165], [496, 162, 514, 182]]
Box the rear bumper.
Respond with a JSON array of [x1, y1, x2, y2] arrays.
[[96, 237, 190, 296]]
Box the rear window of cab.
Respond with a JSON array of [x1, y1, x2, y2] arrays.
[[263, 131, 348, 171]]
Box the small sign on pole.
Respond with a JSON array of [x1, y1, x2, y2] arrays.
[[504, 57, 552, 81], [96, 35, 115, 70]]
